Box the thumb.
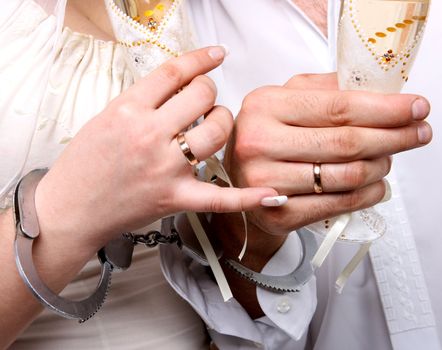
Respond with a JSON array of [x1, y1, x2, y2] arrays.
[[184, 182, 287, 213]]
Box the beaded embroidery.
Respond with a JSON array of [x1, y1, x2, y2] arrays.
[[105, 0, 195, 77]]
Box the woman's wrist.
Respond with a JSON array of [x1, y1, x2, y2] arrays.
[[34, 175, 105, 262]]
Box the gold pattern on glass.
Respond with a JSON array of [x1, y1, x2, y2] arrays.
[[338, 0, 430, 93]]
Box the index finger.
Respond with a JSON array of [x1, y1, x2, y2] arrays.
[[126, 46, 228, 108], [256, 87, 431, 128]]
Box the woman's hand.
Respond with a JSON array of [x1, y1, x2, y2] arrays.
[[34, 46, 278, 251]]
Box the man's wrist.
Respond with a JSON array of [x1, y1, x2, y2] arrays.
[[209, 213, 287, 273]]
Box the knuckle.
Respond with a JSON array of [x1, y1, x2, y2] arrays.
[[208, 196, 236, 213], [246, 169, 270, 188], [241, 87, 271, 113], [238, 165, 261, 188], [216, 106, 234, 126], [192, 50, 212, 69], [193, 79, 217, 106], [327, 93, 351, 126], [334, 127, 362, 160], [136, 129, 163, 153], [400, 127, 418, 149], [241, 92, 260, 113], [208, 197, 224, 213], [344, 161, 368, 188], [159, 62, 183, 86], [285, 73, 314, 88], [204, 119, 228, 149], [233, 130, 264, 161], [112, 100, 137, 120]]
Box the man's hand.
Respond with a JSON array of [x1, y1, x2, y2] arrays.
[[211, 73, 431, 318], [225, 73, 430, 235]]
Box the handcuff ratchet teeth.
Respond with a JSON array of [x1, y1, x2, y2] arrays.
[[13, 169, 318, 322], [224, 228, 318, 293]]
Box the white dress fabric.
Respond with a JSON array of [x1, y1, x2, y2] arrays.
[[3, 1, 208, 349]]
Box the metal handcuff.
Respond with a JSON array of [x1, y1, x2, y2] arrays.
[[14, 169, 317, 322]]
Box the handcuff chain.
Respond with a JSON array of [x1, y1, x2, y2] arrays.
[[123, 229, 180, 248]]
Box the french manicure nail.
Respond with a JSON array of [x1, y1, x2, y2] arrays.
[[417, 122, 432, 144], [261, 195, 288, 207], [381, 179, 392, 203], [412, 98, 430, 120], [208, 46, 227, 61], [220, 44, 230, 56]]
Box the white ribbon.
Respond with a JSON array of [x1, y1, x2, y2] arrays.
[[311, 213, 351, 269], [205, 156, 249, 261], [186, 211, 233, 302], [335, 242, 372, 293]]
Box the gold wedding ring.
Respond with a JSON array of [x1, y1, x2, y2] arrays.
[[176, 132, 199, 166], [313, 163, 323, 194]]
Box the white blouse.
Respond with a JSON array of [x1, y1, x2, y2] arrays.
[[3, 1, 208, 349]]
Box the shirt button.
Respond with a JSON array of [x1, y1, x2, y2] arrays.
[[276, 298, 292, 314]]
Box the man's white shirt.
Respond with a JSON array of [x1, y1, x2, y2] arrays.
[[161, 1, 442, 349]]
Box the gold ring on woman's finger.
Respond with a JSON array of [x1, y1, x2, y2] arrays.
[[176, 132, 199, 166]]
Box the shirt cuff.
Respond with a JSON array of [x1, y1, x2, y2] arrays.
[[159, 230, 317, 347], [257, 232, 317, 341]]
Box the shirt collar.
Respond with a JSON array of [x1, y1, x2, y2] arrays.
[[283, 0, 340, 69]]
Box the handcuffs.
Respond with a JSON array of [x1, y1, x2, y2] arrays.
[[13, 169, 317, 322]]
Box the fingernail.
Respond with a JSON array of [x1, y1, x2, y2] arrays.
[[220, 44, 230, 56], [412, 98, 430, 120], [381, 179, 392, 203], [208, 46, 228, 61], [261, 195, 288, 207], [417, 122, 432, 144]]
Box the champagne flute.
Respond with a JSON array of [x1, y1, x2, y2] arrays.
[[308, 0, 431, 289], [335, 0, 431, 239], [338, 0, 431, 233]]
